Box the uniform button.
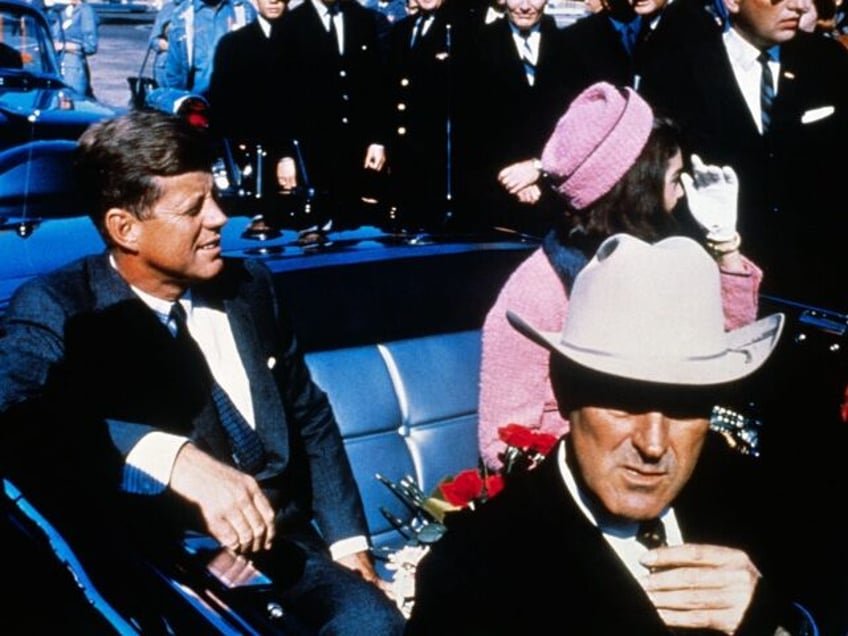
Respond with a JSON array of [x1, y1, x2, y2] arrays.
[[398, 126, 406, 135], [400, 78, 409, 86], [397, 103, 406, 111]]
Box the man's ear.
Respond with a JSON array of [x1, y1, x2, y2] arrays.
[[104, 208, 141, 251], [724, 0, 741, 16]]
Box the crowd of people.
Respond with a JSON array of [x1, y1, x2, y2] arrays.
[[141, 0, 848, 311], [0, 0, 846, 631]]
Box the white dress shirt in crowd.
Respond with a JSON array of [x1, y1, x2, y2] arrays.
[[510, 23, 541, 86], [258, 13, 274, 38], [312, 0, 344, 55], [724, 27, 780, 135]]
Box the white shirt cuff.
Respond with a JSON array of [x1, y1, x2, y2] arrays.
[[122, 432, 189, 495], [329, 535, 369, 561]]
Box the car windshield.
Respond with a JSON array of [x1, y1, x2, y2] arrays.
[[0, 6, 58, 77]]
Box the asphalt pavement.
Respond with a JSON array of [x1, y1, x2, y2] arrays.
[[88, 17, 155, 110]]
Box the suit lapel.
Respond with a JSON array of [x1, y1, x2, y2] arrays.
[[700, 42, 762, 140]]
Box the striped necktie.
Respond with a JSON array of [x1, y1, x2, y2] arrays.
[[758, 49, 776, 134], [170, 303, 266, 474], [520, 32, 536, 86]]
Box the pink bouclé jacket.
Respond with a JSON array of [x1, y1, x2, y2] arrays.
[[478, 248, 763, 470]]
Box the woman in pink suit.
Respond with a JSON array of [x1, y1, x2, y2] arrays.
[[479, 81, 762, 470]]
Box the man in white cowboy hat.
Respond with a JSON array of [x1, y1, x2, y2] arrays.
[[406, 234, 823, 634]]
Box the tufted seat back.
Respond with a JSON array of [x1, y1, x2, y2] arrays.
[[305, 330, 482, 557]]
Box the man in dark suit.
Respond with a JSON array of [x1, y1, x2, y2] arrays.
[[558, 0, 721, 95], [457, 0, 570, 235], [0, 111, 405, 635], [274, 0, 390, 231], [639, 0, 848, 311], [407, 234, 826, 634], [385, 0, 471, 232], [209, 0, 290, 202]]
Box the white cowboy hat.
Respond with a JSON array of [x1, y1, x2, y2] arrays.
[[508, 233, 784, 386]]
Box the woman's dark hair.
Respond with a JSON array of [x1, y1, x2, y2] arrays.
[[74, 110, 217, 236], [554, 116, 683, 247]]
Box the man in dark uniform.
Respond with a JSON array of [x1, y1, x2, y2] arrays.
[[385, 0, 471, 233]]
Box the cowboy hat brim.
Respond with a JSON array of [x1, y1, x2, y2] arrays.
[[506, 310, 785, 386]]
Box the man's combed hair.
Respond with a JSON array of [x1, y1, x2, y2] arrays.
[[74, 110, 217, 233]]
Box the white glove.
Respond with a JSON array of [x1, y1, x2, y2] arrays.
[[681, 154, 739, 242]]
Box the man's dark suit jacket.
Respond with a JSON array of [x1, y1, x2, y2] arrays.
[[558, 0, 720, 97], [0, 253, 369, 554], [209, 19, 285, 150], [406, 434, 820, 635], [640, 31, 848, 311], [457, 15, 569, 234], [273, 0, 389, 221]]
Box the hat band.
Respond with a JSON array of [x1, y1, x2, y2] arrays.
[[558, 340, 754, 365]]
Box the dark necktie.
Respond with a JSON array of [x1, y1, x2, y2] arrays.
[[621, 20, 638, 57], [520, 32, 536, 86], [758, 48, 776, 134], [327, 2, 341, 53], [636, 517, 667, 549], [170, 303, 266, 474]]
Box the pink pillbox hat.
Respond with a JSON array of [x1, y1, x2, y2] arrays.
[[541, 82, 654, 210]]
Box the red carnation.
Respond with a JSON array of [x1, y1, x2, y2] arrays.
[[498, 423, 558, 456], [439, 469, 504, 507]]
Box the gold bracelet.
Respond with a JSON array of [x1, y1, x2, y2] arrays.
[[706, 232, 741, 257]]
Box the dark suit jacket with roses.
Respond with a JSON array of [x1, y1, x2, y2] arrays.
[[0, 253, 369, 553], [639, 31, 848, 311], [406, 434, 826, 635]]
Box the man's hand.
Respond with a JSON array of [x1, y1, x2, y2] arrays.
[[169, 443, 276, 555], [276, 157, 297, 191], [639, 544, 761, 635], [497, 159, 541, 195], [681, 154, 739, 242], [336, 550, 394, 598], [363, 144, 386, 171]]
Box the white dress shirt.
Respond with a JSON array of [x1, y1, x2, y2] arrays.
[[723, 27, 780, 134], [510, 24, 541, 86], [311, 0, 344, 54]]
